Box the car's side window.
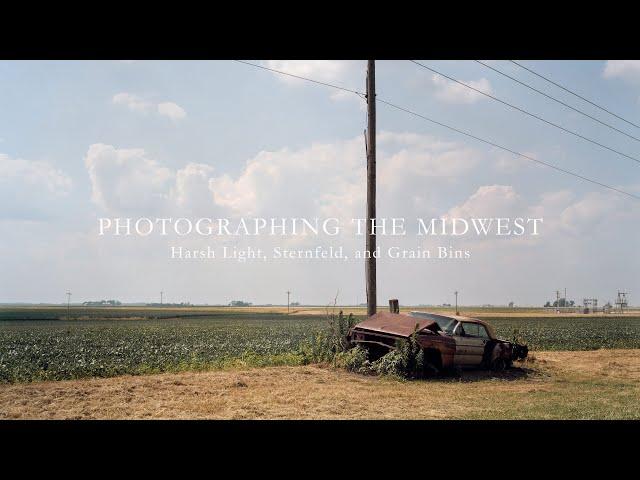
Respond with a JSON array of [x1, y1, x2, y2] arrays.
[[461, 322, 479, 337], [477, 325, 490, 339]]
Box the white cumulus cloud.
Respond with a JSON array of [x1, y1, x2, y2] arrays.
[[157, 102, 186, 120], [0, 153, 71, 194], [172, 163, 215, 211], [209, 132, 479, 220], [262, 60, 365, 105], [264, 60, 355, 85], [431, 74, 493, 104], [0, 153, 72, 220], [84, 144, 217, 216], [85, 144, 174, 213], [112, 92, 152, 113], [83, 132, 480, 223], [602, 60, 640, 81], [112, 93, 187, 120], [446, 185, 523, 219]]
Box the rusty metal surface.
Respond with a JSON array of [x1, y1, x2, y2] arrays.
[[351, 311, 527, 370], [409, 311, 497, 339], [417, 334, 456, 368], [352, 312, 439, 338]]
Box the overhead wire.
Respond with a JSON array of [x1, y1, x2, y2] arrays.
[[236, 59, 640, 201], [510, 60, 640, 130], [474, 60, 640, 143], [410, 60, 640, 165]]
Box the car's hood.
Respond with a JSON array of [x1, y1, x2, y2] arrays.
[[352, 312, 440, 338]]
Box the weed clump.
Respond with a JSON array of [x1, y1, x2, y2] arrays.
[[301, 310, 360, 364], [333, 345, 372, 374], [303, 311, 427, 379], [368, 331, 425, 378]]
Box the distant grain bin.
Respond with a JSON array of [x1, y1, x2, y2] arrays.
[[582, 298, 597, 314]]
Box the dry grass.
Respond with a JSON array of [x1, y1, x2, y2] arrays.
[[1, 350, 639, 420]]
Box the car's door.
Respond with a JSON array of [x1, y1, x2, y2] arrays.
[[453, 322, 487, 366]]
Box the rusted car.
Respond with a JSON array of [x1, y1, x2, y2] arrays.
[[349, 311, 527, 372]]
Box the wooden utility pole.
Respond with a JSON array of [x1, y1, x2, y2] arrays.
[[66, 291, 72, 319], [365, 60, 377, 318], [455, 291, 459, 315], [286, 290, 291, 314]]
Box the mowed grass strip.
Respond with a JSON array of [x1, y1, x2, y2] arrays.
[[1, 350, 638, 420]]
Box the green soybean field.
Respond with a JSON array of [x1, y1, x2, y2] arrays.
[[1, 310, 639, 383]]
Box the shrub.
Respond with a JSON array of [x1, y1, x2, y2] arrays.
[[333, 345, 371, 373], [301, 310, 359, 364], [511, 328, 527, 347], [371, 349, 403, 376], [302, 314, 428, 379], [370, 330, 425, 379], [396, 331, 425, 378], [328, 310, 359, 354]]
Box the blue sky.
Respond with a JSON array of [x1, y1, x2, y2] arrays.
[[1, 60, 639, 306]]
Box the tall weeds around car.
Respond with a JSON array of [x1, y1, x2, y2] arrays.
[[302, 311, 426, 379]]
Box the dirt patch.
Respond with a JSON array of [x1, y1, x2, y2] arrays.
[[1, 350, 638, 420]]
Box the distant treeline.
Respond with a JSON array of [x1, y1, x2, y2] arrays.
[[147, 302, 192, 307], [82, 300, 122, 306]]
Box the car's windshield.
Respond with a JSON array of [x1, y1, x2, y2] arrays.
[[408, 312, 458, 334], [437, 318, 457, 334]]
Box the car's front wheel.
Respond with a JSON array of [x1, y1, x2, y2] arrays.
[[491, 357, 506, 372]]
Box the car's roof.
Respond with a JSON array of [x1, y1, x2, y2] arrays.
[[353, 311, 497, 339], [408, 312, 496, 337], [409, 311, 485, 324]]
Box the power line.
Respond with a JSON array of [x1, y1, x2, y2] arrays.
[[510, 60, 640, 130], [376, 97, 640, 201], [236, 59, 640, 201], [475, 60, 640, 143], [410, 60, 640, 165], [234, 60, 365, 98]]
